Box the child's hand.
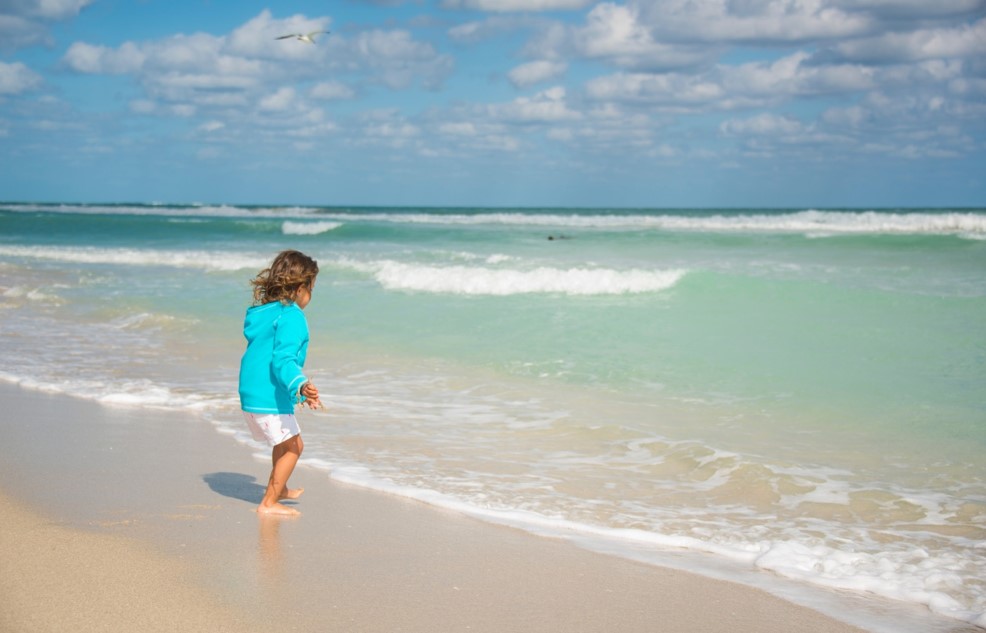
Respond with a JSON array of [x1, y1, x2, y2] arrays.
[[301, 381, 323, 410]]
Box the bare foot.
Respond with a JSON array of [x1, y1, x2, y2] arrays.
[[279, 487, 304, 500], [257, 502, 300, 516]]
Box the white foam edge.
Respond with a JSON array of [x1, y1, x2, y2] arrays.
[[281, 220, 343, 235], [257, 452, 983, 633], [0, 245, 266, 272], [0, 372, 226, 411], [334, 257, 688, 296]]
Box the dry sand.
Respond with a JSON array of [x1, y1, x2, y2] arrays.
[[0, 487, 262, 633], [0, 382, 922, 633]]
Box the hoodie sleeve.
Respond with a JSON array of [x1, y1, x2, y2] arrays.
[[272, 306, 309, 404]]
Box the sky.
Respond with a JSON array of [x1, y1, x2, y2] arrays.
[[0, 0, 984, 208]]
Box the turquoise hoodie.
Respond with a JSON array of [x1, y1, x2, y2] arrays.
[[238, 301, 309, 414]]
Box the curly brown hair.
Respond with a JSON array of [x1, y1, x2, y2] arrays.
[[250, 250, 319, 305]]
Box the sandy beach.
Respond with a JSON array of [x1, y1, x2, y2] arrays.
[[1, 381, 968, 633]]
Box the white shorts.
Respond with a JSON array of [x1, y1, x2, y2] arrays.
[[242, 412, 301, 447]]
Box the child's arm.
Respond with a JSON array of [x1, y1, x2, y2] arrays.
[[271, 309, 310, 404]]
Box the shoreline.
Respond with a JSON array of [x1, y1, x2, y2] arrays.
[[0, 382, 974, 633]]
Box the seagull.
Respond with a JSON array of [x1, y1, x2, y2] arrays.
[[275, 30, 330, 44]]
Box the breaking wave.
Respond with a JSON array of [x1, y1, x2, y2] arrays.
[[338, 258, 687, 296]]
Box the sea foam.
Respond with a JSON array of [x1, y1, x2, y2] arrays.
[[275, 444, 986, 632], [0, 245, 264, 271], [282, 220, 343, 235], [342, 259, 687, 295]]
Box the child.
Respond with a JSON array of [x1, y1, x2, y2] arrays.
[[238, 250, 322, 516]]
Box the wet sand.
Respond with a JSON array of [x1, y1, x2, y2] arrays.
[[0, 382, 885, 633]]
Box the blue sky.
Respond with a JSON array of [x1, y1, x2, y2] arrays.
[[1, 0, 984, 207]]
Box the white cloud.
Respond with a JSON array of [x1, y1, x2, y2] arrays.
[[310, 81, 356, 101], [359, 109, 417, 128], [585, 72, 723, 106], [577, 3, 648, 56], [721, 113, 805, 136], [284, 121, 338, 139], [571, 3, 712, 70], [149, 33, 225, 71], [873, 59, 964, 91], [448, 16, 540, 43], [833, 89, 976, 126], [649, 144, 678, 158], [0, 13, 47, 50], [724, 52, 875, 97], [197, 120, 225, 133], [196, 146, 222, 160], [831, 0, 985, 19], [259, 87, 297, 112], [519, 22, 569, 60], [63, 41, 145, 74], [448, 21, 484, 42], [147, 72, 255, 99], [426, 114, 525, 153], [0, 0, 92, 50], [221, 13, 454, 92], [170, 104, 195, 117], [525, 2, 716, 70], [129, 99, 156, 114], [0, 0, 93, 20], [439, 122, 479, 136], [30, 0, 92, 20], [949, 76, 986, 97], [57, 10, 452, 114], [522, 0, 982, 85], [0, 60, 42, 94], [351, 29, 454, 90], [225, 9, 332, 60], [632, 0, 872, 44], [585, 52, 876, 111], [32, 117, 84, 131], [832, 18, 986, 63], [488, 85, 581, 122], [807, 89, 980, 158], [352, 111, 422, 149], [546, 127, 574, 141], [366, 121, 420, 138], [478, 134, 521, 151], [821, 104, 869, 127], [508, 60, 567, 88], [547, 107, 660, 153], [442, 0, 591, 12]]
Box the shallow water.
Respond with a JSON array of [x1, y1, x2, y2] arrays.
[[1, 203, 984, 630]]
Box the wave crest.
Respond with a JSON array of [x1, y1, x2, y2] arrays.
[[0, 245, 263, 271], [354, 260, 686, 296], [282, 220, 342, 235]]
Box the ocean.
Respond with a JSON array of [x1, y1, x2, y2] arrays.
[[1, 203, 984, 631]]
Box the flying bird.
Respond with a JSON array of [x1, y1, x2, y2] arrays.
[[275, 30, 330, 44]]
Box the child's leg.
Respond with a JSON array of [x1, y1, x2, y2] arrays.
[[272, 437, 305, 500], [258, 434, 303, 515]]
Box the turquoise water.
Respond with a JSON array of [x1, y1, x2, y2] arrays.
[[1, 203, 984, 630]]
